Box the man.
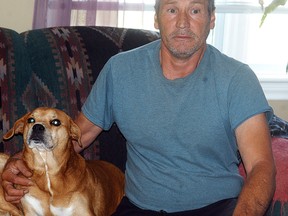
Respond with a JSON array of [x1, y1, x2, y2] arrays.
[[2, 0, 276, 215]]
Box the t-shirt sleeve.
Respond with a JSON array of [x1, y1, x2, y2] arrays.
[[228, 64, 273, 130], [81, 60, 114, 130]]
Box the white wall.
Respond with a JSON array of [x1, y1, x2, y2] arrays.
[[269, 101, 288, 121], [0, 0, 35, 32]]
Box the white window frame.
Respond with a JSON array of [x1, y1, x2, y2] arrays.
[[211, 2, 288, 100]]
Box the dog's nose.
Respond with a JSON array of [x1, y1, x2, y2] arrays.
[[33, 124, 45, 132]]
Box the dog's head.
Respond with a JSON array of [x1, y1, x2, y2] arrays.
[[3, 107, 82, 152]]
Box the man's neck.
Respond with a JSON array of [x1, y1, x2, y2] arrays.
[[160, 45, 206, 80]]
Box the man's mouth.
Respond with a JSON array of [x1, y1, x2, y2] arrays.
[[171, 30, 195, 40], [174, 35, 192, 40]]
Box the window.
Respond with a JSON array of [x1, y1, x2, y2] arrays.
[[208, 1, 288, 80], [70, 0, 156, 29], [209, 1, 288, 99], [44, 0, 288, 99], [70, 1, 288, 79]]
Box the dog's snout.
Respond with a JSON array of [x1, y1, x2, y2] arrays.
[[33, 124, 45, 132]]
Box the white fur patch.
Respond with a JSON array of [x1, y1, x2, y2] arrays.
[[39, 151, 53, 196], [23, 194, 44, 215], [50, 205, 74, 216]]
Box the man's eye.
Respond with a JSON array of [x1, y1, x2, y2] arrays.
[[27, 118, 35, 124], [191, 9, 200, 14], [168, 8, 177, 14], [50, 119, 61, 126]]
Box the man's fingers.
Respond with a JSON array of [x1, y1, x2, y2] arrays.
[[4, 194, 23, 204], [1, 157, 33, 203], [6, 158, 33, 177], [15, 160, 33, 178], [2, 182, 28, 203], [2, 169, 33, 187], [2, 158, 33, 186]]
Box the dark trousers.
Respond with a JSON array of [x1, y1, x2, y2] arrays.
[[111, 196, 237, 216]]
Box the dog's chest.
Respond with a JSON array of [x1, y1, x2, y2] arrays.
[[23, 194, 74, 216], [50, 205, 74, 216], [22, 194, 44, 215], [24, 152, 75, 215]]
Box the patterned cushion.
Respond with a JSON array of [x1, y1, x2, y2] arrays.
[[239, 137, 288, 216], [0, 28, 33, 154]]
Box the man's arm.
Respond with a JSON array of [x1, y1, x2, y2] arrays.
[[233, 113, 276, 216], [1, 152, 33, 203], [1, 112, 103, 202], [73, 112, 103, 153]]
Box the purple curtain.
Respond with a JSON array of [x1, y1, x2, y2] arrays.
[[33, 0, 147, 29], [32, 0, 48, 29], [33, 0, 72, 29]]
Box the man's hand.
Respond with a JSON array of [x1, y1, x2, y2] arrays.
[[1, 157, 33, 203]]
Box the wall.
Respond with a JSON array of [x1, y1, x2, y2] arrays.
[[0, 0, 35, 33], [269, 100, 288, 121]]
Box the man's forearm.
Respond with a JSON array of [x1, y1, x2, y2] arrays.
[[233, 161, 276, 216]]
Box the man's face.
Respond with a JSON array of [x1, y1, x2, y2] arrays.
[[154, 0, 215, 59]]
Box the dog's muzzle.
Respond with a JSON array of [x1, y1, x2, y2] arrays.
[[27, 124, 53, 151], [30, 124, 45, 141]]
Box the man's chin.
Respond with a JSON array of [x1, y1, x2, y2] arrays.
[[169, 47, 195, 59]]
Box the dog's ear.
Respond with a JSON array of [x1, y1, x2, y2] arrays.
[[70, 120, 83, 148], [3, 112, 31, 140]]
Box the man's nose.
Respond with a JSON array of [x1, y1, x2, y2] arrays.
[[176, 11, 190, 29]]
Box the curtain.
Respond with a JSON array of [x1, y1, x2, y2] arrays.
[[32, 0, 153, 30], [33, 0, 72, 29]]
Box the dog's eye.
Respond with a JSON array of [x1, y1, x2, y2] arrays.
[[51, 119, 61, 126], [27, 118, 35, 124]]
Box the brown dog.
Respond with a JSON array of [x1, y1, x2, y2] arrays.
[[0, 107, 124, 216]]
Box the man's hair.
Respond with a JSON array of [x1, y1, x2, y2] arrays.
[[154, 0, 216, 16]]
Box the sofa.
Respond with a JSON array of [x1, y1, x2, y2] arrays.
[[0, 26, 287, 215]]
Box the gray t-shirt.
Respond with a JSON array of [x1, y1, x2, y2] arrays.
[[82, 40, 272, 212]]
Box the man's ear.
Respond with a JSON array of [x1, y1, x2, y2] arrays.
[[210, 11, 216, 30], [154, 13, 160, 30]]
